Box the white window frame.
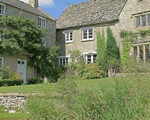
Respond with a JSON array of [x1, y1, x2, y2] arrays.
[[41, 38, 47, 47], [65, 31, 73, 43], [85, 53, 97, 64], [0, 4, 5, 15], [38, 17, 46, 28], [82, 27, 93, 41], [57, 56, 70, 67]]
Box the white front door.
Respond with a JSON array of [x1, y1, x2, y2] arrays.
[[17, 59, 27, 84]]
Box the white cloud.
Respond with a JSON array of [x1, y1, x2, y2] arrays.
[[20, 0, 54, 6]]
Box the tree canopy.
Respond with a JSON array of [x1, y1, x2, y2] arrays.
[[0, 13, 60, 79]]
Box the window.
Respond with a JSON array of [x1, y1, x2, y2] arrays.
[[133, 44, 150, 63], [136, 17, 141, 27], [0, 4, 5, 15], [142, 15, 146, 26], [82, 28, 93, 40], [136, 14, 150, 27], [65, 31, 73, 42], [58, 57, 68, 66], [138, 0, 143, 2], [38, 17, 46, 28], [86, 54, 97, 64], [41, 38, 46, 47]]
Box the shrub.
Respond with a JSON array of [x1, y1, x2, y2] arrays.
[[83, 63, 104, 79], [27, 77, 44, 85], [0, 78, 23, 87]]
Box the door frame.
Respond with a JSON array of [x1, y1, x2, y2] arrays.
[[17, 59, 27, 84]]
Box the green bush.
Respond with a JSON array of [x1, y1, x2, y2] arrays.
[[0, 78, 23, 87], [27, 77, 44, 85], [83, 63, 104, 79]]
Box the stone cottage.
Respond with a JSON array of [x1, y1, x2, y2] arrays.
[[56, 0, 150, 66], [0, 0, 56, 83]]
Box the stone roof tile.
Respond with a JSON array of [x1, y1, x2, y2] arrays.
[[56, 0, 126, 29], [0, 0, 55, 20]]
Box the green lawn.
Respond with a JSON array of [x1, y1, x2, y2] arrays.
[[0, 112, 26, 120], [0, 77, 114, 93]]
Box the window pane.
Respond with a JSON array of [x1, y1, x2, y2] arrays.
[[66, 58, 68, 64], [136, 17, 140, 27], [89, 29, 93, 38], [93, 55, 97, 63], [145, 45, 150, 62], [42, 19, 46, 27], [87, 55, 91, 64], [139, 46, 143, 62], [83, 30, 87, 39], [70, 32, 73, 41], [142, 15, 146, 26], [38, 18, 41, 26], [148, 15, 150, 26], [63, 58, 65, 65]]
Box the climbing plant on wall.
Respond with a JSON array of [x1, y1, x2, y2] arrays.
[[120, 30, 137, 68], [96, 31, 107, 75], [106, 27, 120, 69], [0, 13, 60, 80]]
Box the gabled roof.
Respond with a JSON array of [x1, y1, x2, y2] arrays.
[[56, 0, 127, 29], [0, 0, 55, 21]]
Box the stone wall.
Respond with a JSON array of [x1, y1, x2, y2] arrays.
[[0, 93, 28, 112]]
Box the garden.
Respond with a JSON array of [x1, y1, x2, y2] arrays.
[[0, 13, 150, 119]]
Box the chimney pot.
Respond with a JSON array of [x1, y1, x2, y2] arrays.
[[29, 0, 39, 8]]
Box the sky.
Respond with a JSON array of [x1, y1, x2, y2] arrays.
[[21, 0, 88, 19]]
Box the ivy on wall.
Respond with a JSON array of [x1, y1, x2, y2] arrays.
[[120, 30, 137, 68], [0, 13, 60, 79]]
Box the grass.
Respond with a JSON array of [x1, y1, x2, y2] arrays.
[[0, 77, 114, 93], [0, 112, 26, 120]]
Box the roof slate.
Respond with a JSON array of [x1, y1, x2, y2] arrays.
[[56, 0, 127, 29], [0, 0, 55, 20]]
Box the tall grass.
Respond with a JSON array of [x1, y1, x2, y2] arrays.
[[26, 74, 150, 119]]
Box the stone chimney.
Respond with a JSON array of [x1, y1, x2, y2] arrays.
[[29, 0, 39, 8]]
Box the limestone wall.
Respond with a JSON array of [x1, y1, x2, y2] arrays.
[[0, 93, 28, 112]]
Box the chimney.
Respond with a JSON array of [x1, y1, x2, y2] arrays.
[[29, 0, 39, 8]]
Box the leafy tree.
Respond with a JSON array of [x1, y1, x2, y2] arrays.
[[96, 31, 107, 75], [0, 13, 60, 81], [106, 27, 120, 69]]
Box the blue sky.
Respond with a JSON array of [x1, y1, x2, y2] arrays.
[[22, 0, 88, 19]]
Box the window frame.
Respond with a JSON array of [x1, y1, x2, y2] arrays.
[[135, 14, 150, 28], [132, 43, 150, 63], [82, 27, 94, 41], [58, 56, 69, 67], [65, 31, 73, 43], [85, 53, 97, 64], [41, 38, 47, 47], [38, 17, 46, 28], [0, 4, 5, 16]]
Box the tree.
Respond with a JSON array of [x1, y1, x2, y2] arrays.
[[96, 31, 107, 75], [106, 27, 120, 70], [0, 13, 60, 81]]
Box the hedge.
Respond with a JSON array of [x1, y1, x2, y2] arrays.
[[0, 79, 23, 87]]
